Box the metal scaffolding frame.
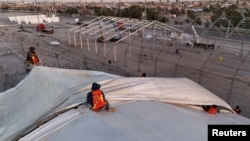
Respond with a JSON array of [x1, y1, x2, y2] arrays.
[[68, 16, 184, 62]]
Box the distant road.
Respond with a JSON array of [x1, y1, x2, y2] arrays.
[[172, 24, 250, 42]]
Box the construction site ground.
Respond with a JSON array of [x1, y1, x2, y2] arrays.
[[0, 12, 250, 118]]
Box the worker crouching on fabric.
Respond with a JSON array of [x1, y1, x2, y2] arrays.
[[86, 82, 115, 112], [202, 105, 218, 114], [24, 47, 42, 72], [234, 105, 241, 114]]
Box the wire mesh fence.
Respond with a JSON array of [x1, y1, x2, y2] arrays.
[[1, 25, 250, 118]]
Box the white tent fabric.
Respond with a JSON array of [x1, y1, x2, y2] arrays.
[[0, 66, 247, 141], [19, 101, 250, 141]]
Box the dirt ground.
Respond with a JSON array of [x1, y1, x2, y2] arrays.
[[1, 12, 250, 118]]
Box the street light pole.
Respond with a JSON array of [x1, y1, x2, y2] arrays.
[[80, 0, 83, 16], [144, 0, 147, 20], [119, 0, 121, 18]]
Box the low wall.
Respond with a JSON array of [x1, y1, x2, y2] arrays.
[[8, 14, 59, 24]]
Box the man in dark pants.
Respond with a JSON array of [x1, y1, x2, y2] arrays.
[[86, 82, 115, 112], [24, 47, 41, 72]]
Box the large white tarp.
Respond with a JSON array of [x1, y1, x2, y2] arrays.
[[0, 66, 243, 141], [19, 101, 250, 141]]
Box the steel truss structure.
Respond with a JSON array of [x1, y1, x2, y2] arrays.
[[68, 16, 184, 62]]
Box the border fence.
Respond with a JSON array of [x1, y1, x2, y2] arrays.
[[1, 25, 250, 118]]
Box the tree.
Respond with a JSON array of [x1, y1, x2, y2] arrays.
[[228, 10, 243, 27], [121, 5, 142, 19], [205, 19, 210, 27], [93, 7, 102, 16], [146, 8, 159, 21], [1, 4, 9, 10], [105, 8, 115, 16], [28, 6, 35, 11], [227, 4, 238, 11], [66, 7, 78, 15], [224, 5, 242, 27], [242, 19, 250, 29], [244, 9, 250, 17], [203, 6, 210, 13], [187, 10, 196, 20], [210, 4, 243, 28], [195, 17, 202, 25], [210, 6, 224, 27], [116, 9, 122, 17], [159, 17, 168, 23]]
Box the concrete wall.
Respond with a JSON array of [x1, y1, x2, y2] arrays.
[[8, 14, 59, 24]]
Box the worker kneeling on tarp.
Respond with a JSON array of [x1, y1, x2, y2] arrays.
[[24, 47, 42, 72], [86, 82, 115, 112]]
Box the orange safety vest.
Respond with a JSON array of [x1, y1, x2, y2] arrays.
[[32, 54, 39, 65], [234, 109, 241, 114], [92, 90, 106, 111], [208, 106, 217, 114]]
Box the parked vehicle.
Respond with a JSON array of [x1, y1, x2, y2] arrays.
[[184, 8, 215, 49], [37, 23, 54, 34]]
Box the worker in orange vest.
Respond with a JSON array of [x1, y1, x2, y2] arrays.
[[24, 47, 42, 72], [202, 105, 218, 114], [234, 106, 241, 114], [26, 47, 41, 66], [141, 72, 146, 77], [86, 82, 115, 112]]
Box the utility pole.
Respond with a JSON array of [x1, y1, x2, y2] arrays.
[[35, 0, 40, 25], [80, 0, 83, 16], [144, 0, 147, 20], [119, 0, 121, 18]]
